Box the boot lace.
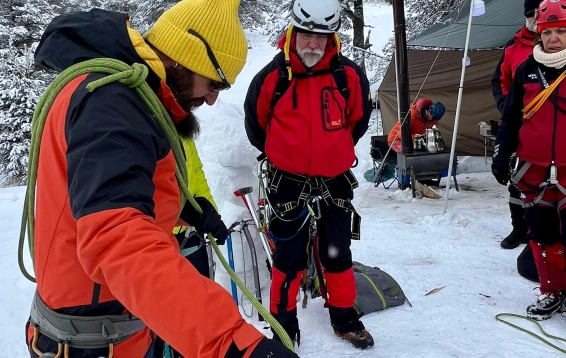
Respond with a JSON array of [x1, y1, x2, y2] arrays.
[[536, 292, 564, 308]]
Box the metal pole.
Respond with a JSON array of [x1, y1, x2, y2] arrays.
[[443, 0, 475, 214], [242, 192, 273, 266], [242, 224, 264, 321], [226, 235, 238, 305], [392, 0, 412, 154]]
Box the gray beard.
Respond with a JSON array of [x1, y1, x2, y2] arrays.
[[297, 47, 324, 68], [526, 18, 537, 33], [300, 54, 323, 68]]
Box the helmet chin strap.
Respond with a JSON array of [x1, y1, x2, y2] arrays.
[[284, 25, 294, 80]]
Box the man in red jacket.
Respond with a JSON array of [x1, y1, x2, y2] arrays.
[[491, 0, 542, 250], [244, 0, 373, 350]]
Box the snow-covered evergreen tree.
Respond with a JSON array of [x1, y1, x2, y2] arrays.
[[381, 0, 465, 57], [373, 0, 465, 85], [129, 0, 176, 35], [0, 0, 55, 185], [0, 47, 46, 185]]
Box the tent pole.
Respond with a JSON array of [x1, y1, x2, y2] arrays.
[[443, 0, 475, 214], [392, 0, 412, 154]]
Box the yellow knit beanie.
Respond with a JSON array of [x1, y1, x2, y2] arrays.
[[145, 0, 248, 85]]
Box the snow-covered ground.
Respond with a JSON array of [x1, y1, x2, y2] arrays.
[[2, 3, 566, 357]]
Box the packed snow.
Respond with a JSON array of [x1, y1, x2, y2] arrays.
[[1, 3, 565, 357]]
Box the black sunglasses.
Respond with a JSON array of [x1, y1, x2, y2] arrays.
[[187, 29, 231, 92]]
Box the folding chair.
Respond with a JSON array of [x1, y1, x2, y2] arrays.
[[370, 135, 398, 189]]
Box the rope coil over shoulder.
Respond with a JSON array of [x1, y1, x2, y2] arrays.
[[19, 58, 294, 352]]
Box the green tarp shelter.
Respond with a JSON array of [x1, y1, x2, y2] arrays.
[[378, 0, 525, 156]]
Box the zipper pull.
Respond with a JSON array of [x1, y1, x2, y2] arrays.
[[550, 161, 558, 185]]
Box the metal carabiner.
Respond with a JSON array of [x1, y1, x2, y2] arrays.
[[307, 196, 322, 221]]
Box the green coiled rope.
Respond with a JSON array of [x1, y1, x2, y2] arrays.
[[496, 313, 566, 354], [17, 58, 293, 352]]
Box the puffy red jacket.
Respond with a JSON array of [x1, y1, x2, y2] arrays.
[[244, 32, 372, 177], [495, 56, 566, 170], [491, 26, 536, 113]]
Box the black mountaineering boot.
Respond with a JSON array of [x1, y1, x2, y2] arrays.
[[526, 291, 566, 320], [500, 228, 530, 249]]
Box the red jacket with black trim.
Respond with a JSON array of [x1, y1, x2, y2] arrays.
[[494, 57, 566, 171], [491, 26, 536, 114], [244, 33, 372, 177], [31, 9, 263, 357]]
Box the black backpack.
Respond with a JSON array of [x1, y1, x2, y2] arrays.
[[269, 51, 350, 112]]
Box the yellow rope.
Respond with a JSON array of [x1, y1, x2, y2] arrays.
[[523, 71, 566, 119], [284, 25, 294, 80]]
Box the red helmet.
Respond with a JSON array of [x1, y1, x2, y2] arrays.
[[537, 0, 566, 33]]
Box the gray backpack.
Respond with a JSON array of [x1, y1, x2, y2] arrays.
[[353, 261, 406, 317]]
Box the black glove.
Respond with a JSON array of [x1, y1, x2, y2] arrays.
[[249, 338, 299, 358], [491, 143, 509, 186], [492, 166, 509, 186], [179, 197, 228, 245]]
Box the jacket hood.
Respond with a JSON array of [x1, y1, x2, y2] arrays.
[[35, 9, 161, 89], [515, 26, 536, 46]]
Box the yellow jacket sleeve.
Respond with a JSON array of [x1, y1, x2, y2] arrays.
[[183, 139, 218, 210]]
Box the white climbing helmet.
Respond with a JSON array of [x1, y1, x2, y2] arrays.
[[290, 0, 341, 34]]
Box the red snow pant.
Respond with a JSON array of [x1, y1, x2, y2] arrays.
[[516, 163, 566, 295], [267, 169, 357, 340]]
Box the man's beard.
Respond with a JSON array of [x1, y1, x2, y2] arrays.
[[297, 47, 325, 68], [165, 65, 203, 140]]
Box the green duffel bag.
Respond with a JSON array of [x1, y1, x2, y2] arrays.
[[353, 261, 406, 317]]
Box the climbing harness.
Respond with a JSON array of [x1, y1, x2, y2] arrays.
[[262, 160, 361, 241]]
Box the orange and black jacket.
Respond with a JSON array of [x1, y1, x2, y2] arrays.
[[244, 32, 371, 177], [30, 9, 263, 357]]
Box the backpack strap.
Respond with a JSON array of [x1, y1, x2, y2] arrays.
[[269, 52, 350, 113], [331, 54, 349, 103], [270, 52, 291, 113]]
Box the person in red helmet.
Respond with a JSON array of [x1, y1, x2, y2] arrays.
[[493, 0, 566, 320], [491, 0, 543, 250]]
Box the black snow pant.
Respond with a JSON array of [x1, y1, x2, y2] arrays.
[[268, 173, 354, 274], [266, 168, 359, 341], [517, 244, 539, 282], [509, 184, 528, 234]]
